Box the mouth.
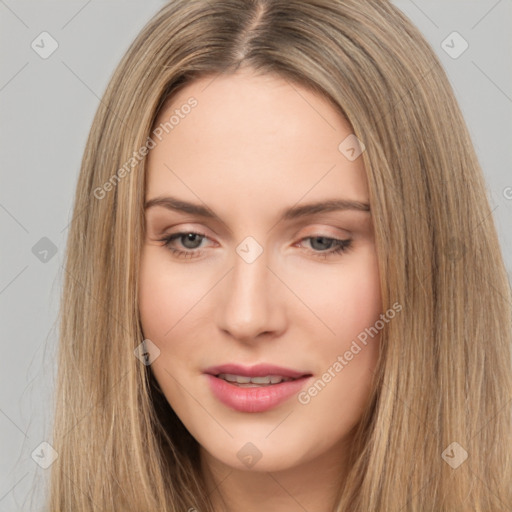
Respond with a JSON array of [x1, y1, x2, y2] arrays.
[[204, 362, 311, 381], [215, 373, 299, 387], [203, 363, 313, 412]]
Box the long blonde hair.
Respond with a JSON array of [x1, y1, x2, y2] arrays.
[[49, 0, 512, 510]]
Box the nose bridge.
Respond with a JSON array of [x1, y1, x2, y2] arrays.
[[217, 245, 283, 340]]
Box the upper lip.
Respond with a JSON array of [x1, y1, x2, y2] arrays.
[[204, 363, 311, 379]]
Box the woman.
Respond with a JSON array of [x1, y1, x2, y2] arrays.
[[49, 0, 512, 510]]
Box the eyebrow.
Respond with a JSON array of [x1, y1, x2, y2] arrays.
[[144, 196, 370, 222]]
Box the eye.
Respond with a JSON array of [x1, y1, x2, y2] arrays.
[[158, 231, 211, 259], [159, 231, 353, 261], [298, 236, 353, 259]]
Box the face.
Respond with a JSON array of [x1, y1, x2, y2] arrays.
[[138, 68, 382, 475]]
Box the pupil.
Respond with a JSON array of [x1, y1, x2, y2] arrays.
[[311, 236, 331, 250], [183, 233, 201, 249]]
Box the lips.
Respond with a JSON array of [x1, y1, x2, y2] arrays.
[[217, 374, 294, 385], [205, 374, 313, 413], [203, 363, 313, 413], [203, 363, 311, 380]]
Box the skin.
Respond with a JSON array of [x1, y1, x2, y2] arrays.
[[138, 67, 382, 512]]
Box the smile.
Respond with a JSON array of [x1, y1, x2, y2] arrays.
[[216, 373, 296, 386], [205, 373, 312, 413]]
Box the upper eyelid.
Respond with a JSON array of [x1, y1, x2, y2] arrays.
[[161, 221, 353, 239]]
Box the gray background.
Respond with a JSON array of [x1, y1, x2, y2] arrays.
[[1, 1, 511, 510]]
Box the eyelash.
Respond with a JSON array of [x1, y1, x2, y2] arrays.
[[158, 231, 353, 260]]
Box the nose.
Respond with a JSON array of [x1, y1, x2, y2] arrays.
[[215, 249, 287, 343]]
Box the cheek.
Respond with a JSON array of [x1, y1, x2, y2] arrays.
[[138, 251, 189, 356], [138, 248, 206, 341], [138, 254, 169, 340], [298, 252, 382, 434], [339, 260, 381, 336], [138, 251, 198, 391], [301, 246, 382, 343]]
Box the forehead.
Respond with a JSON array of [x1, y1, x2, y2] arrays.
[[145, 70, 369, 221]]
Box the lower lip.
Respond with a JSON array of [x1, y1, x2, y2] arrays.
[[205, 374, 312, 413]]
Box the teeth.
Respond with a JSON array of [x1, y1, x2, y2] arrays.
[[217, 373, 294, 385]]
